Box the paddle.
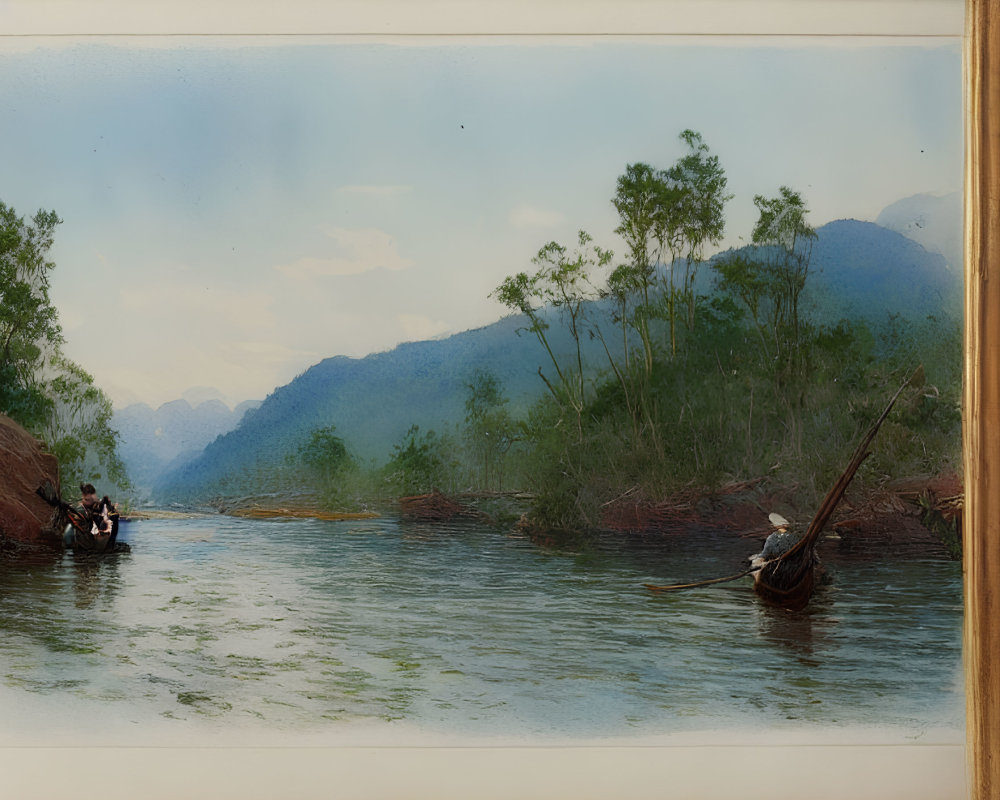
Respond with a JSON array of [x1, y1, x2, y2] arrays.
[[35, 485, 94, 536]]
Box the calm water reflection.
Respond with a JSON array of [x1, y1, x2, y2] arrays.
[[0, 515, 963, 741]]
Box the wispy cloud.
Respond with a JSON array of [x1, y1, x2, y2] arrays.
[[102, 339, 318, 410], [216, 340, 320, 371], [509, 204, 567, 229], [118, 284, 277, 332], [275, 227, 414, 278]]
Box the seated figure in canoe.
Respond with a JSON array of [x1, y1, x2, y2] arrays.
[[35, 480, 128, 554], [749, 513, 799, 569], [62, 483, 125, 554], [749, 511, 821, 609]]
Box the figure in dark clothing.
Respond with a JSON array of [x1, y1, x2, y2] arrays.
[[75, 483, 120, 548], [77, 483, 108, 533], [750, 512, 806, 586], [35, 481, 125, 553], [750, 513, 800, 566]]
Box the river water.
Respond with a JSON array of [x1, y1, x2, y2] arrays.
[[0, 515, 963, 746]]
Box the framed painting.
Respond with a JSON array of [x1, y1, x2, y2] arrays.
[[0, 1, 989, 798]]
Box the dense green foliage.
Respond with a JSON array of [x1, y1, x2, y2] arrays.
[[484, 135, 961, 530], [0, 200, 129, 493], [377, 425, 461, 498], [1, 204, 62, 431], [299, 425, 353, 480], [463, 368, 517, 491], [295, 425, 357, 507]]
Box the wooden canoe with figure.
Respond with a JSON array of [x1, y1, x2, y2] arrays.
[[645, 370, 918, 611], [745, 513, 820, 612], [749, 375, 913, 609], [64, 498, 128, 555], [35, 483, 129, 555], [750, 536, 820, 612]]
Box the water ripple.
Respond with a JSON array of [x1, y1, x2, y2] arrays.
[[0, 516, 963, 740]]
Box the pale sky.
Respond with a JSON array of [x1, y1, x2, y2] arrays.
[[0, 37, 962, 409]]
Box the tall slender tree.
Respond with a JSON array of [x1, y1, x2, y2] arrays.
[[493, 230, 609, 440], [750, 186, 817, 363], [665, 129, 732, 332], [611, 131, 730, 361], [612, 162, 678, 370], [463, 368, 516, 490]]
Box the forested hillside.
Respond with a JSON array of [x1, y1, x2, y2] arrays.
[[158, 216, 960, 514], [155, 129, 961, 527]]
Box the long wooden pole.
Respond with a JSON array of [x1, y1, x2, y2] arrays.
[[965, 1, 1000, 797]]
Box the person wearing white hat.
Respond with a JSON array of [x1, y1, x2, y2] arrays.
[[749, 512, 800, 569]]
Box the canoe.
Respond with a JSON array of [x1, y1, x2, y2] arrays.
[[752, 551, 819, 611], [749, 375, 913, 609], [35, 486, 129, 555], [65, 503, 128, 555], [644, 372, 916, 610]]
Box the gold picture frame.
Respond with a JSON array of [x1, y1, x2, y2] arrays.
[[963, 1, 998, 798]]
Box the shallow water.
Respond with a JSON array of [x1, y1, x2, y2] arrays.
[[0, 515, 963, 744]]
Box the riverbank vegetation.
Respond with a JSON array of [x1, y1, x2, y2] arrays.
[[186, 131, 960, 540], [482, 146, 961, 530], [0, 200, 129, 493]]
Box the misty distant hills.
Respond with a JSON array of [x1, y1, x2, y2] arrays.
[[178, 385, 243, 408], [114, 397, 259, 501], [875, 191, 962, 271], [156, 313, 593, 500], [802, 218, 961, 322], [154, 213, 961, 503]]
